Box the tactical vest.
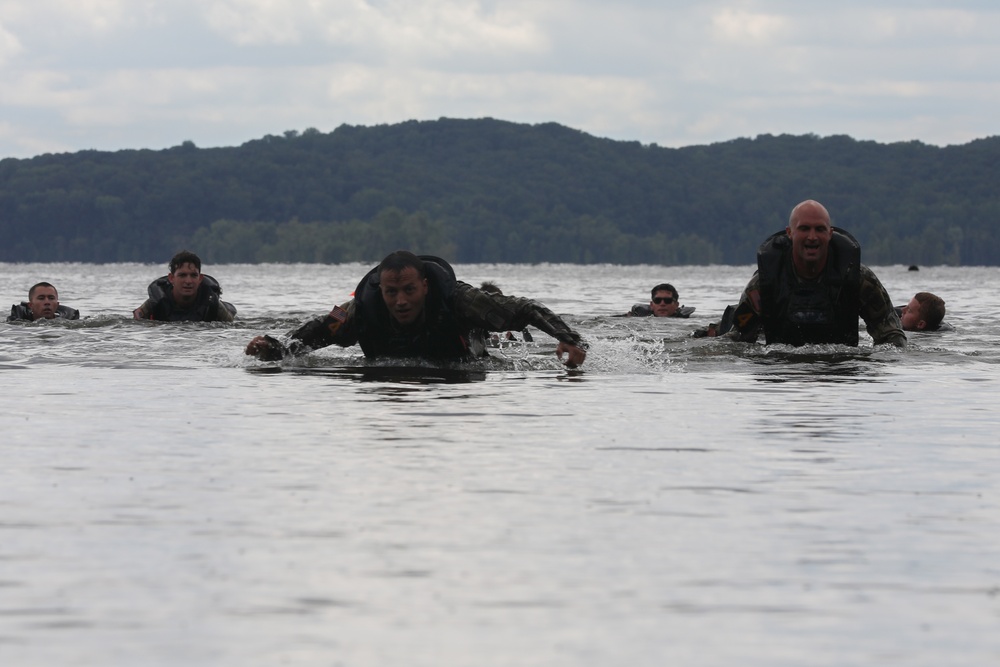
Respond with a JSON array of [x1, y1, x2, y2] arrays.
[[353, 256, 473, 360], [756, 228, 861, 346], [144, 274, 236, 321], [8, 303, 80, 321]]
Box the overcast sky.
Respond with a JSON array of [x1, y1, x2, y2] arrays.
[[1, 0, 998, 159]]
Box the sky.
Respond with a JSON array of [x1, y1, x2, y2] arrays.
[[1, 0, 998, 159]]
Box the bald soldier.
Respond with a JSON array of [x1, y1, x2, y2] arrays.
[[709, 200, 905, 347]]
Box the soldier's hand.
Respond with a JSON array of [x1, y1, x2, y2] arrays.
[[245, 335, 285, 361], [556, 341, 586, 368]]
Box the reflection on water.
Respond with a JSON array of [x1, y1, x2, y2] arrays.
[[252, 364, 490, 385]]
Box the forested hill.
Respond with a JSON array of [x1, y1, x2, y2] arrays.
[[1, 118, 998, 265]]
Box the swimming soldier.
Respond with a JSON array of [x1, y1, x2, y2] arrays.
[[7, 282, 80, 322], [618, 283, 695, 318], [133, 250, 236, 322], [897, 292, 949, 332], [701, 200, 905, 347], [245, 251, 587, 366]]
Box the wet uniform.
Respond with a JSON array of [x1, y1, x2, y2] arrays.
[[732, 265, 905, 346], [7, 303, 80, 322], [280, 281, 583, 360], [133, 275, 236, 322]]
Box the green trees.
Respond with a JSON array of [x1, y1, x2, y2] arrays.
[[1, 119, 998, 265]]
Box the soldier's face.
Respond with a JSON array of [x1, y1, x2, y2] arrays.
[[650, 290, 678, 317], [29, 286, 59, 319], [380, 267, 428, 325], [900, 297, 925, 331], [787, 209, 832, 270], [168, 263, 203, 303]]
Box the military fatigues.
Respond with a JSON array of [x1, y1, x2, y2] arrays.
[[7, 303, 80, 322], [133, 275, 236, 322], [282, 281, 583, 359], [732, 265, 906, 346]]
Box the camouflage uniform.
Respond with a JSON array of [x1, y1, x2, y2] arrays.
[[280, 281, 583, 358], [732, 264, 906, 347]]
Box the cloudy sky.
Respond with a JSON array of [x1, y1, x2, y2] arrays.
[[1, 0, 998, 159]]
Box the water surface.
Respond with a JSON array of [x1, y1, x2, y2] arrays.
[[2, 262, 999, 667]]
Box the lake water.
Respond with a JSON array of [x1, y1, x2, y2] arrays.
[[3, 262, 999, 667]]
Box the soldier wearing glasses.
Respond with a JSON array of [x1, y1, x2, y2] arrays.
[[620, 283, 694, 318]]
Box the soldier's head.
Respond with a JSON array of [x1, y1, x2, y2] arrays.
[[167, 250, 204, 307], [28, 282, 59, 319], [378, 251, 429, 326], [786, 200, 833, 278], [649, 283, 678, 317], [901, 292, 946, 331], [480, 281, 503, 296]]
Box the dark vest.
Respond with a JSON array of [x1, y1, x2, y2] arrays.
[[8, 303, 80, 321], [144, 274, 236, 322], [757, 228, 861, 346], [353, 256, 473, 360]]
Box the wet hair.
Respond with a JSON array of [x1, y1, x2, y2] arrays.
[[650, 283, 678, 300], [378, 250, 425, 278], [480, 281, 503, 295], [914, 292, 946, 330], [28, 281, 57, 300], [169, 250, 202, 274]]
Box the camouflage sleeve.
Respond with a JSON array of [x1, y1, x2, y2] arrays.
[[132, 298, 153, 319], [215, 303, 235, 323], [284, 300, 360, 356], [451, 282, 584, 347], [859, 265, 906, 347], [730, 272, 763, 342]]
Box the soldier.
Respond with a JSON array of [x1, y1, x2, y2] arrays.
[[133, 250, 236, 322], [7, 282, 79, 321], [898, 292, 948, 332], [619, 283, 695, 318], [705, 200, 904, 347], [245, 251, 586, 367]]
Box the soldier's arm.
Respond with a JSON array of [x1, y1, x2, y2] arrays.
[[215, 303, 235, 323], [695, 274, 761, 340], [453, 282, 583, 347], [245, 300, 359, 360], [132, 299, 154, 320], [859, 266, 906, 347], [452, 283, 587, 366]]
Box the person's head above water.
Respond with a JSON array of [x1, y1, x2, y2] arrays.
[[480, 281, 503, 296], [167, 250, 204, 308], [28, 282, 59, 319], [377, 251, 429, 326], [786, 200, 833, 280], [649, 283, 679, 317], [900, 292, 946, 331]]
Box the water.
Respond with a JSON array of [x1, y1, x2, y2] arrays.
[[3, 262, 999, 667]]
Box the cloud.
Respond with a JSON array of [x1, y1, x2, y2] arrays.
[[199, 0, 548, 64], [0, 18, 22, 64], [1, 1, 999, 158], [711, 8, 788, 44]]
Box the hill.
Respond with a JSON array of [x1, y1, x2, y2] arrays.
[[1, 118, 997, 265]]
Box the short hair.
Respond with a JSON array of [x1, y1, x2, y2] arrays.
[[914, 292, 946, 330], [169, 250, 202, 273], [378, 250, 425, 278], [480, 281, 503, 295], [29, 281, 57, 300], [650, 283, 678, 300]]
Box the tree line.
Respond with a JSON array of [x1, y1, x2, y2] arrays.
[[1, 118, 997, 265]]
